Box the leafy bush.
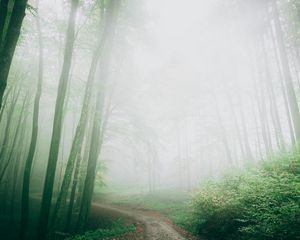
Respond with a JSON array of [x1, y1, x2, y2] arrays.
[[65, 220, 135, 240], [191, 151, 300, 240]]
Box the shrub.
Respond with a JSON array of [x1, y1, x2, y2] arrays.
[[191, 151, 300, 240]]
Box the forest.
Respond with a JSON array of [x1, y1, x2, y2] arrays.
[[0, 0, 300, 239]]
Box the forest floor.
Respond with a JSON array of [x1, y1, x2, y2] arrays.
[[91, 201, 196, 240], [0, 191, 197, 240], [91, 190, 197, 240]]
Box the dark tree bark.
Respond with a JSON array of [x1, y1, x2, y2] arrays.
[[0, 0, 28, 108], [10, 114, 28, 222], [20, 3, 44, 238], [0, 94, 28, 214], [0, 93, 27, 182], [0, 0, 9, 47], [0, 88, 21, 163]]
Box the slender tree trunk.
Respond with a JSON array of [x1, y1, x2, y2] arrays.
[[1, 95, 28, 214], [184, 120, 191, 190], [49, 30, 103, 235], [260, 77, 274, 153], [0, 0, 9, 48], [253, 65, 272, 156], [76, 0, 120, 231], [268, 22, 296, 145], [10, 115, 28, 222], [73, 115, 94, 215], [226, 92, 246, 160], [0, 88, 20, 164], [213, 92, 233, 165], [271, 1, 300, 141], [65, 148, 83, 232], [237, 94, 253, 161], [261, 35, 285, 150], [37, 1, 79, 239], [0, 94, 27, 183], [20, 3, 44, 238], [0, 86, 12, 124], [251, 98, 263, 160]]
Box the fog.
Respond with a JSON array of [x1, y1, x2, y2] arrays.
[[0, 0, 299, 239], [17, 0, 293, 192]]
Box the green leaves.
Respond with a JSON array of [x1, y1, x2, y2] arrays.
[[190, 151, 300, 240]]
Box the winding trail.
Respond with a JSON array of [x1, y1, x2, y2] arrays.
[[91, 202, 195, 240], [29, 194, 195, 240]]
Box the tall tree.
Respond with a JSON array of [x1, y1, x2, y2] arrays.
[[37, 1, 79, 239], [77, 0, 120, 231], [49, 11, 105, 235], [271, 0, 300, 141], [20, 1, 44, 237]]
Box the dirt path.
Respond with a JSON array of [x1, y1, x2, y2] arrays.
[[91, 202, 195, 240]]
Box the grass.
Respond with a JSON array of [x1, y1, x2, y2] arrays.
[[96, 189, 195, 233], [65, 219, 135, 240]]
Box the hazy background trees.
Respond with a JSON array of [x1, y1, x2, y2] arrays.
[[1, 0, 300, 239]]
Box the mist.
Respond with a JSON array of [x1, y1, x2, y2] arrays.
[[0, 0, 299, 239]]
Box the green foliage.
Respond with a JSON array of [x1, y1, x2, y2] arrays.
[[191, 151, 300, 240], [65, 219, 135, 240]]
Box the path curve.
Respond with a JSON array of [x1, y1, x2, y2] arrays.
[[91, 202, 194, 240]]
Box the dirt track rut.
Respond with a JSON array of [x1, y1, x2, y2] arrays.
[[92, 203, 192, 240]]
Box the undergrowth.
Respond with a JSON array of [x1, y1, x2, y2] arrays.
[[191, 150, 300, 240], [65, 220, 135, 240]]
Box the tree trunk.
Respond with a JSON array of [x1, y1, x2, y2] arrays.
[[37, 1, 79, 239], [76, 0, 120, 231], [268, 16, 296, 145], [271, 1, 300, 141], [261, 35, 285, 150], [65, 148, 83, 232], [0, 86, 12, 124], [49, 28, 103, 235], [0, 0, 9, 50], [213, 91, 233, 165], [10, 114, 28, 222], [20, 3, 44, 238], [226, 92, 246, 160], [0, 93, 28, 183], [0, 88, 20, 163], [0, 0, 28, 109]]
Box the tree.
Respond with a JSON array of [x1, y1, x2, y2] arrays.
[[37, 1, 80, 239], [0, 0, 28, 108], [77, 0, 120, 231], [20, 0, 44, 237], [271, 0, 300, 141], [49, 9, 105, 235]]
